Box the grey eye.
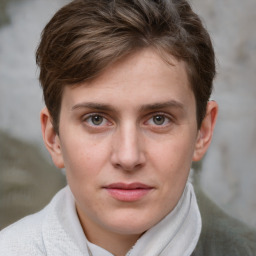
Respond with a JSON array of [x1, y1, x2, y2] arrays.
[[91, 115, 104, 125], [153, 115, 165, 125]]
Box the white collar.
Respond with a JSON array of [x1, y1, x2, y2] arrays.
[[86, 182, 201, 256]]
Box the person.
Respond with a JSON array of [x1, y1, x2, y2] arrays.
[[0, 0, 255, 255]]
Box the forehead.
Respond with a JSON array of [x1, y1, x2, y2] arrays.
[[61, 48, 195, 112]]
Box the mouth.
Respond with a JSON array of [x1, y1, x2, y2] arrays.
[[103, 182, 154, 202]]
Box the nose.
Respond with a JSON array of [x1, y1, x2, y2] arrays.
[[110, 123, 146, 171]]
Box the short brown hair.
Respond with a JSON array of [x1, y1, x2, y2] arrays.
[[36, 0, 215, 132]]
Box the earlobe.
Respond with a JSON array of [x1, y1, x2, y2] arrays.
[[192, 101, 218, 161], [40, 107, 64, 168]]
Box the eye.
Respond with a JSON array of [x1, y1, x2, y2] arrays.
[[152, 115, 166, 125], [90, 115, 104, 125], [146, 114, 171, 126], [84, 114, 110, 126]]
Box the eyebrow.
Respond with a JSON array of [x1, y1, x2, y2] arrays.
[[71, 102, 116, 112], [71, 100, 185, 112], [139, 100, 185, 112]]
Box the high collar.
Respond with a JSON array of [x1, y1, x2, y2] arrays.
[[42, 183, 201, 256]]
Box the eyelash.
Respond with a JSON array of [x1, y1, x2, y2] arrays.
[[144, 113, 173, 127], [82, 113, 113, 127], [82, 112, 173, 128]]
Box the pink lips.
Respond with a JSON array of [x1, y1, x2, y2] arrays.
[[104, 183, 153, 202]]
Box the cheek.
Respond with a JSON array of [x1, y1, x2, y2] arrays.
[[152, 136, 196, 204], [60, 136, 110, 181], [152, 137, 195, 165]]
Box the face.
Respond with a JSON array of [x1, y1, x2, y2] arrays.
[[42, 48, 213, 242]]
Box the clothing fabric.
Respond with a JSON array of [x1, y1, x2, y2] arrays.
[[0, 183, 201, 256], [1, 183, 256, 256], [87, 182, 201, 256], [192, 185, 256, 256]]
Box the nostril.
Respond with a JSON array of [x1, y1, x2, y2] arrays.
[[113, 162, 144, 172], [111, 150, 146, 172]]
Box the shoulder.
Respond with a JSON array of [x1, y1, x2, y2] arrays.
[[0, 187, 68, 256], [193, 186, 256, 256]]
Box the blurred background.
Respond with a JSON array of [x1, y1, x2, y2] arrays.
[[0, 0, 255, 230]]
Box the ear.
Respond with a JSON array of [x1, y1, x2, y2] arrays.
[[40, 107, 64, 169], [192, 101, 218, 161]]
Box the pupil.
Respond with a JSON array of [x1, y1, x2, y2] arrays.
[[153, 115, 164, 125], [92, 115, 103, 125]]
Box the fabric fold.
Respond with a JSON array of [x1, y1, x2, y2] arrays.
[[126, 182, 201, 256]]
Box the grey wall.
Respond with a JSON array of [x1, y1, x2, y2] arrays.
[[0, 0, 256, 227], [191, 0, 256, 227]]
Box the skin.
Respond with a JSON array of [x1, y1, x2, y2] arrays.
[[41, 48, 218, 256]]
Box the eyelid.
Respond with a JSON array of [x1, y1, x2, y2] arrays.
[[82, 111, 107, 119], [144, 112, 174, 123], [82, 112, 113, 127]]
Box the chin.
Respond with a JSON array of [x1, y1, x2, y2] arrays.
[[103, 213, 159, 236]]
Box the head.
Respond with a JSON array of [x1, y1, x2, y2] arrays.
[[38, 0, 218, 254], [36, 0, 215, 133]]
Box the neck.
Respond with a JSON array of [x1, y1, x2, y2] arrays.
[[88, 230, 140, 256], [77, 208, 142, 256]]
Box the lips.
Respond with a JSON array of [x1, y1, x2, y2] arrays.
[[103, 182, 153, 202]]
